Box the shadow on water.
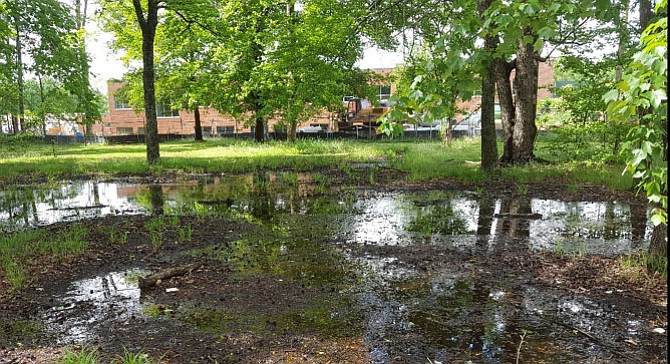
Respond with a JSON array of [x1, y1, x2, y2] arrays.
[[0, 174, 661, 362]]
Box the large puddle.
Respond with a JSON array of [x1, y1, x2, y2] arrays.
[[0, 174, 661, 362], [0, 175, 652, 255]]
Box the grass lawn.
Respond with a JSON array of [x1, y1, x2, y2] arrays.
[[0, 135, 632, 191]]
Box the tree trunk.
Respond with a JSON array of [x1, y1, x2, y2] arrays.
[[38, 75, 47, 136], [615, 0, 630, 82], [14, 21, 24, 135], [288, 119, 297, 142], [194, 106, 203, 141], [511, 29, 538, 164], [254, 116, 265, 142], [11, 115, 18, 135], [134, 0, 160, 164], [639, 0, 653, 31], [493, 59, 515, 164], [479, 0, 498, 171], [648, 223, 667, 258]]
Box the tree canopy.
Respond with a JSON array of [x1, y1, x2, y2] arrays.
[[0, 0, 100, 134]]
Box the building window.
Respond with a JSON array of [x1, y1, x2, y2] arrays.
[[202, 126, 212, 135], [378, 85, 391, 101], [116, 127, 134, 134], [137, 127, 145, 135], [156, 102, 179, 117], [217, 126, 234, 134], [114, 94, 131, 109], [103, 123, 111, 128]]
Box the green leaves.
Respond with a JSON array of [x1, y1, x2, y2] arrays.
[[606, 0, 667, 226], [0, 0, 100, 126]]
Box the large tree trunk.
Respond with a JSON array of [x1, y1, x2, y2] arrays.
[[194, 106, 203, 141], [480, 69, 498, 170], [134, 0, 160, 164], [511, 29, 539, 164], [493, 59, 515, 164], [479, 0, 498, 171], [648, 223, 667, 258]]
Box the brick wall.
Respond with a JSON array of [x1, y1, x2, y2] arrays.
[[98, 63, 553, 135]]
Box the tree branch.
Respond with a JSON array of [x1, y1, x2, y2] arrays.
[[132, 0, 147, 31]]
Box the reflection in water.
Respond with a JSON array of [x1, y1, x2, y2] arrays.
[[0, 179, 652, 255], [476, 195, 495, 254], [42, 270, 145, 344], [149, 185, 165, 216], [0, 182, 146, 232]]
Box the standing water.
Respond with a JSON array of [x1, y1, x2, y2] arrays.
[[0, 174, 661, 363]]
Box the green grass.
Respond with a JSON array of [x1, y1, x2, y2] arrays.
[[0, 224, 89, 292], [0, 139, 401, 184], [59, 346, 100, 364], [59, 346, 158, 364], [0, 136, 632, 191], [144, 217, 165, 250], [620, 252, 668, 281]]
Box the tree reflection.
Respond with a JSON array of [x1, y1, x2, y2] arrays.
[[406, 196, 471, 237], [493, 196, 532, 252], [149, 185, 164, 216], [476, 194, 496, 254]]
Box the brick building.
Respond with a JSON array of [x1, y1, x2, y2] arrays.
[[91, 62, 554, 136], [90, 81, 338, 137]]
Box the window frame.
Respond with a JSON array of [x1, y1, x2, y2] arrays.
[[156, 101, 180, 118]]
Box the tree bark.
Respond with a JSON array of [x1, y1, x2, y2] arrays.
[[254, 115, 265, 142], [194, 106, 203, 141], [615, 0, 630, 82], [288, 120, 297, 142], [14, 20, 24, 135], [479, 0, 498, 171], [138, 263, 202, 289], [511, 29, 539, 163], [639, 0, 654, 31], [134, 0, 160, 164], [648, 223, 667, 258], [493, 59, 515, 164]]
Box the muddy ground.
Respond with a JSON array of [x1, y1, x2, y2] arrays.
[[0, 174, 667, 364]]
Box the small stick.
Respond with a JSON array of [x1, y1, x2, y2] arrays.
[[516, 331, 528, 364]]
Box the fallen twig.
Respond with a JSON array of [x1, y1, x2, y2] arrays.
[[138, 263, 202, 289], [515, 330, 527, 364]]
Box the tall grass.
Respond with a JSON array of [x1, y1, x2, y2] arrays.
[[0, 224, 88, 291]]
